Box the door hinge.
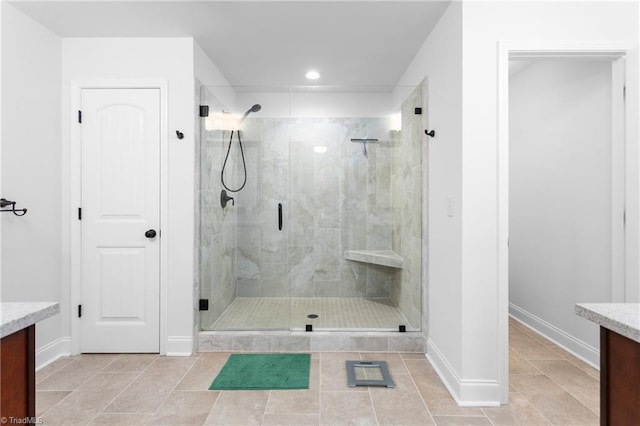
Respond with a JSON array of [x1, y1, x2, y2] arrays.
[[78, 305, 82, 318], [78, 207, 82, 220], [199, 299, 209, 311], [623, 209, 626, 226], [623, 86, 626, 100], [78, 110, 82, 123]]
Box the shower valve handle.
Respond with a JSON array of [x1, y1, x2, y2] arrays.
[[221, 190, 235, 208]]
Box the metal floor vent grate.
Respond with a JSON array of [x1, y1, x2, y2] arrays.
[[346, 360, 395, 388]]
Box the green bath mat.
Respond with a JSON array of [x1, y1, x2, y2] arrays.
[[209, 353, 311, 390]]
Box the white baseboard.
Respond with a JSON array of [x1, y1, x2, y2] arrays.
[[38, 336, 193, 360], [426, 338, 461, 400], [166, 336, 194, 356], [426, 338, 501, 407], [36, 337, 72, 370], [509, 303, 599, 368], [459, 379, 501, 406]]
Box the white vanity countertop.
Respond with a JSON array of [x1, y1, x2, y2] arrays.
[[575, 303, 640, 344], [0, 302, 60, 338]]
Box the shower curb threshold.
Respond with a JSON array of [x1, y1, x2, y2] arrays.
[[197, 330, 426, 353]]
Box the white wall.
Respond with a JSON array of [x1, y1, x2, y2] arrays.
[[195, 43, 237, 112], [397, 0, 464, 396], [62, 38, 196, 355], [460, 0, 638, 404], [509, 60, 613, 365], [235, 91, 398, 118], [398, 0, 638, 405], [1, 3, 63, 365]]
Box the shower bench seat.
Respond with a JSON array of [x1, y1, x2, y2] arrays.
[[344, 250, 403, 269]]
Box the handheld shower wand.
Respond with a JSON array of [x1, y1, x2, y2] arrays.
[[221, 104, 262, 195], [238, 104, 262, 125]]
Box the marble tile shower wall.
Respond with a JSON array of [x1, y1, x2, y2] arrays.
[[235, 118, 398, 300], [199, 89, 238, 329], [391, 84, 423, 329]]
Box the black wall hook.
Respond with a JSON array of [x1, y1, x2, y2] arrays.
[[425, 129, 435, 137], [0, 198, 27, 216], [176, 130, 184, 139]]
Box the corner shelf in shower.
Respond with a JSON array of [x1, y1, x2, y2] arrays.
[[344, 250, 404, 269]]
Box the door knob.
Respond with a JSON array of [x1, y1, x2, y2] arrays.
[[145, 229, 157, 239]]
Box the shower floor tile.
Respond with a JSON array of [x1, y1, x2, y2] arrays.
[[209, 297, 412, 331]]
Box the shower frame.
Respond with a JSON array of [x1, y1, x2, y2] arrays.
[[196, 84, 425, 334]]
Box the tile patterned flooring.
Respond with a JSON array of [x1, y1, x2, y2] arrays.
[[36, 319, 600, 425], [210, 297, 412, 331]]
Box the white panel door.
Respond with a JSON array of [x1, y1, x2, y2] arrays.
[[80, 88, 160, 353]]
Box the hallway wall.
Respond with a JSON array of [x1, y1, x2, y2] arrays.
[[461, 1, 638, 400], [398, 0, 638, 405], [509, 60, 613, 366]]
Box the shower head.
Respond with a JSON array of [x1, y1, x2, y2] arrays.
[[238, 104, 262, 125]]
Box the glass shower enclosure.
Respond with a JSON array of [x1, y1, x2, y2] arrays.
[[197, 85, 424, 332]]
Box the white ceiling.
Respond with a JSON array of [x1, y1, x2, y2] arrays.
[[8, 1, 451, 87]]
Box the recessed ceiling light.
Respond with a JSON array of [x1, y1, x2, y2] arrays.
[[305, 70, 320, 80]]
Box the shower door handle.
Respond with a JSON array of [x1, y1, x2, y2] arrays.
[[278, 203, 283, 231]]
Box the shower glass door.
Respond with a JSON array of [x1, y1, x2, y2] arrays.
[[198, 86, 291, 331], [232, 88, 292, 330], [286, 86, 423, 331], [198, 84, 424, 332]]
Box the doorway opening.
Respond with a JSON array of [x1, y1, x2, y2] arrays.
[[497, 44, 633, 404], [509, 57, 624, 364], [69, 81, 169, 356]]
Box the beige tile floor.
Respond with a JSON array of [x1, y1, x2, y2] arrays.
[[210, 297, 412, 331], [36, 319, 599, 425]]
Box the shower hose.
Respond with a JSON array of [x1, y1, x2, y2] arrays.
[[221, 129, 247, 193]]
